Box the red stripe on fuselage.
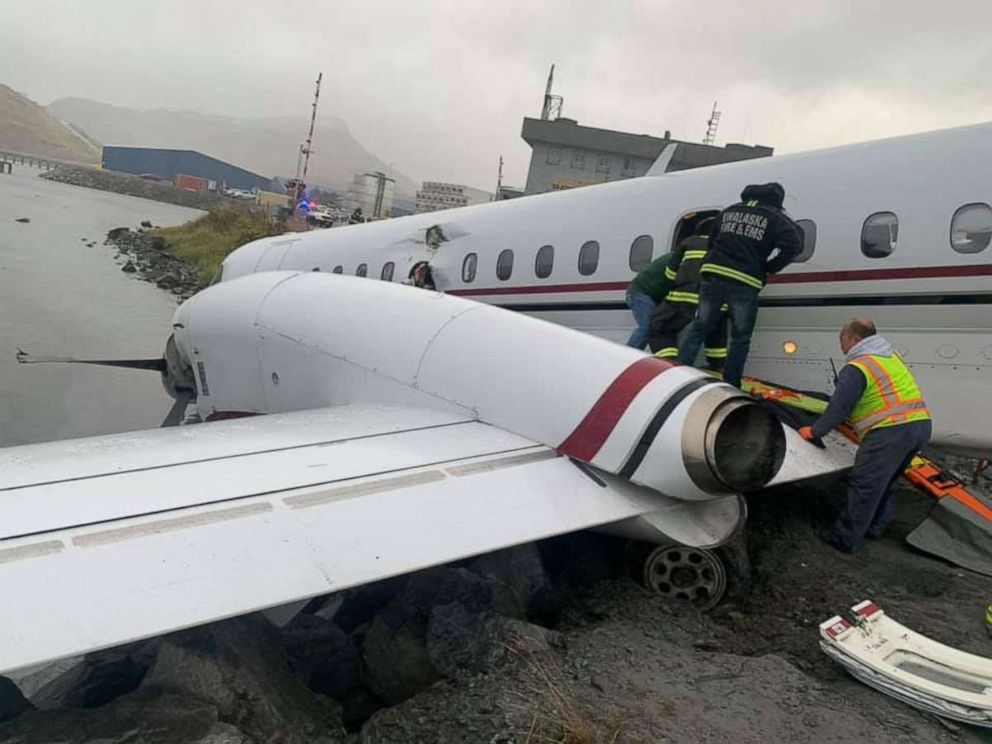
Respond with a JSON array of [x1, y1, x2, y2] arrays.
[[766, 264, 992, 284], [448, 263, 991, 298], [558, 357, 675, 462], [204, 411, 261, 422]]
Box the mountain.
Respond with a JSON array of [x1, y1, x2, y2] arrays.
[[47, 97, 416, 196], [0, 85, 100, 164]]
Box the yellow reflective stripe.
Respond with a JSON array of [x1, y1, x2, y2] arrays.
[[859, 403, 930, 431], [664, 267, 677, 280], [654, 348, 678, 358], [705, 348, 728, 358], [847, 353, 931, 435], [665, 290, 698, 304], [747, 200, 758, 207], [700, 263, 763, 290], [683, 250, 707, 260]]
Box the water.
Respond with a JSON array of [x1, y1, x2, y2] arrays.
[[0, 167, 204, 447]]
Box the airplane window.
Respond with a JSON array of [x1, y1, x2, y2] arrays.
[[496, 249, 514, 281], [356, 263, 368, 277], [629, 235, 653, 271], [381, 262, 395, 281], [950, 203, 992, 254], [535, 245, 554, 278], [793, 220, 816, 263], [861, 212, 898, 258], [578, 240, 599, 276], [332, 265, 343, 274], [462, 253, 478, 283]]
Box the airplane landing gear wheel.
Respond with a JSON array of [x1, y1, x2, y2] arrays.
[[641, 544, 727, 611]]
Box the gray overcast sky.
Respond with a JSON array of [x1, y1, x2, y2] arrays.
[[4, 0, 992, 191]]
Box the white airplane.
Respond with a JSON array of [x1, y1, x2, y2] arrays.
[[3, 121, 987, 677], [220, 121, 992, 458]]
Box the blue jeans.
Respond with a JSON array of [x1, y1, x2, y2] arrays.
[[626, 291, 657, 349], [831, 419, 932, 551], [677, 275, 760, 387]]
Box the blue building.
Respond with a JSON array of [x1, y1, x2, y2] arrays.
[[101, 147, 273, 192]]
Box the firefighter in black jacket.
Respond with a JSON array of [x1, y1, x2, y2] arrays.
[[647, 216, 727, 368], [678, 182, 801, 387]]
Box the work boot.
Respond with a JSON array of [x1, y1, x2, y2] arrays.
[[824, 533, 854, 555]]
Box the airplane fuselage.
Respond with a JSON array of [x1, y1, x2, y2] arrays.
[[221, 122, 992, 457]]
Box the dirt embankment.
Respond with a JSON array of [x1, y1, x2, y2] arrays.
[[1, 460, 989, 743]]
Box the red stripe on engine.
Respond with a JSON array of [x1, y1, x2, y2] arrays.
[[558, 357, 675, 461]]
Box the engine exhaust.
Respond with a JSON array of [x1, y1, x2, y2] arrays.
[[682, 387, 785, 493]]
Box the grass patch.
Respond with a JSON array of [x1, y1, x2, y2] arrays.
[[152, 206, 280, 283]]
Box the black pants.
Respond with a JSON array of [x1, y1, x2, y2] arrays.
[[831, 419, 932, 551], [648, 302, 727, 367]]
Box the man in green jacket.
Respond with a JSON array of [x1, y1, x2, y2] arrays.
[[626, 251, 675, 349]]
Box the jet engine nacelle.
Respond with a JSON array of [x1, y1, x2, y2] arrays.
[[171, 272, 785, 500]]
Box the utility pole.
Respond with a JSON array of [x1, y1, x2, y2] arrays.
[[494, 155, 503, 201], [704, 101, 721, 146]]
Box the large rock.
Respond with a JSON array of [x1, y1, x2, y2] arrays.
[[106, 227, 130, 241], [361, 567, 506, 703], [143, 615, 342, 743], [279, 613, 362, 699], [0, 687, 245, 743], [155, 272, 179, 289], [0, 677, 32, 723], [31, 648, 146, 710], [361, 567, 548, 703], [425, 602, 559, 679], [361, 612, 440, 705], [469, 543, 553, 619]]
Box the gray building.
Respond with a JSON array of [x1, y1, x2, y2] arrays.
[[415, 181, 493, 213], [521, 118, 773, 195], [101, 146, 273, 192]]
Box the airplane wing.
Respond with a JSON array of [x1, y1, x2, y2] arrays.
[[0, 404, 743, 675]]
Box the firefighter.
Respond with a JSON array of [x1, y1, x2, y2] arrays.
[[677, 183, 801, 387], [647, 217, 727, 369], [799, 318, 932, 553], [625, 250, 675, 349]]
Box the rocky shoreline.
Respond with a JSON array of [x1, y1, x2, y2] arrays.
[[1, 464, 990, 743], [105, 225, 203, 301], [41, 165, 223, 211]]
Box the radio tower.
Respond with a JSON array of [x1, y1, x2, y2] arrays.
[[297, 73, 322, 183], [540, 64, 563, 121], [289, 73, 323, 207], [704, 101, 721, 145]]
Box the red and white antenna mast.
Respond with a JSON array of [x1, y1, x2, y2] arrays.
[[296, 72, 323, 184]]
